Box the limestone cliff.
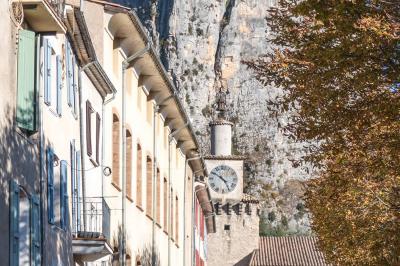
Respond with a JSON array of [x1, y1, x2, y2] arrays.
[[113, 0, 311, 235]]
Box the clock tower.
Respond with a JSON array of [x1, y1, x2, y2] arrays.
[[205, 89, 259, 266]]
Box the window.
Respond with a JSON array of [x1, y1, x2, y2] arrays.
[[146, 156, 153, 217], [46, 148, 68, 228], [224, 224, 230, 231], [18, 189, 30, 265], [112, 114, 120, 187], [70, 140, 80, 233], [163, 177, 168, 231], [86, 101, 100, 165], [73, 150, 83, 233], [136, 144, 143, 207], [43, 38, 62, 116], [126, 130, 133, 199], [9, 180, 40, 266], [65, 41, 76, 113], [16, 29, 37, 132], [156, 168, 160, 224]]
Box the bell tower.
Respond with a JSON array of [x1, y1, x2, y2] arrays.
[[205, 89, 259, 266], [206, 89, 244, 202]]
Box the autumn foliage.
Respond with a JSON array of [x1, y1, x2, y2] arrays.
[[246, 0, 400, 264]]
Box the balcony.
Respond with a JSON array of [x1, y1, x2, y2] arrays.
[[16, 0, 66, 32], [72, 197, 113, 262]]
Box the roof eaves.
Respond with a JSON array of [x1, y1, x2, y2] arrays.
[[125, 10, 205, 173], [71, 8, 116, 96]]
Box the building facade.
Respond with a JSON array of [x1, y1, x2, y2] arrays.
[[1, 0, 215, 265]]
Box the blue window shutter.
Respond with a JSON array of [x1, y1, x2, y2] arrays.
[[44, 39, 52, 105], [76, 151, 82, 231], [60, 160, 68, 229], [16, 29, 37, 132], [47, 148, 55, 224], [66, 42, 72, 107], [72, 57, 76, 112], [31, 195, 41, 266], [9, 180, 20, 266], [56, 55, 62, 116]]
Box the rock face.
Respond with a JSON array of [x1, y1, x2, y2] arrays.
[[113, 0, 311, 235]]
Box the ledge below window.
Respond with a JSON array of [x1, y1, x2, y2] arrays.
[[111, 182, 121, 192], [126, 195, 133, 202], [136, 204, 144, 212]]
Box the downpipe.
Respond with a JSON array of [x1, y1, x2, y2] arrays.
[[152, 95, 173, 266], [182, 155, 201, 266], [101, 88, 115, 206], [78, 61, 94, 231], [191, 168, 204, 266], [167, 122, 189, 266]]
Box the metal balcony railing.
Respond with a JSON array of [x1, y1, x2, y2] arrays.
[[45, 0, 65, 19], [72, 197, 111, 240]]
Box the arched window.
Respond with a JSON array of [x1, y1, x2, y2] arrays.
[[146, 156, 153, 217], [126, 129, 132, 199], [112, 114, 120, 187], [163, 177, 168, 231], [136, 144, 142, 207], [156, 168, 160, 224]]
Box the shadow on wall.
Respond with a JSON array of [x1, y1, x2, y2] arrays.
[[111, 224, 161, 266], [0, 104, 39, 265], [136, 243, 161, 266], [0, 104, 74, 265]]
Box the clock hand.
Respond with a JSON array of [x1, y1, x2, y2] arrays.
[[216, 174, 231, 190], [216, 174, 228, 183]]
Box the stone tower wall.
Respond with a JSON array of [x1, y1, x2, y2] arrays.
[[207, 203, 259, 266]]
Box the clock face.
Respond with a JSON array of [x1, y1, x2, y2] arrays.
[[208, 165, 238, 194]]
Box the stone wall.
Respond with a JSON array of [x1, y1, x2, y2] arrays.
[[207, 202, 259, 266]]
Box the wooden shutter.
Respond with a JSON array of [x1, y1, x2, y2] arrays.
[[31, 195, 41, 266], [72, 57, 76, 112], [86, 101, 92, 156], [44, 38, 52, 105], [16, 29, 37, 131], [96, 113, 101, 164], [47, 148, 55, 224], [60, 160, 68, 229], [9, 180, 20, 266], [56, 55, 62, 116]]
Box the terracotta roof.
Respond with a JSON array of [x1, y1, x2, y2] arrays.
[[250, 236, 330, 266], [241, 193, 260, 204]]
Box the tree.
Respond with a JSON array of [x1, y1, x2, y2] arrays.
[[246, 0, 400, 264]]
